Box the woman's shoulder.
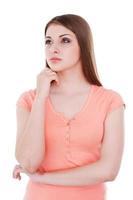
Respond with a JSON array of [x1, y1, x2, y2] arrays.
[[16, 88, 37, 111], [93, 84, 126, 112], [93, 84, 124, 98]]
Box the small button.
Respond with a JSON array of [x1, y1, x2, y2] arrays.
[[66, 121, 70, 125], [66, 117, 75, 125]]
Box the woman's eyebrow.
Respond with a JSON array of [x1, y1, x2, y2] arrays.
[[45, 34, 72, 39]]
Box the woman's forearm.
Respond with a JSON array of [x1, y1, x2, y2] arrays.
[[15, 95, 47, 173], [40, 159, 113, 186]]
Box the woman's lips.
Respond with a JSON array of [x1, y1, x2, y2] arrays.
[[50, 58, 62, 62]]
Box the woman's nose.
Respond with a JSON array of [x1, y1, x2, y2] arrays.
[[50, 43, 60, 53]]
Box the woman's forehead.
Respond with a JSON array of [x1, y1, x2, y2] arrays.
[[45, 24, 75, 38]]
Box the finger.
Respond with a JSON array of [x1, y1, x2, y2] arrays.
[[12, 166, 24, 179], [14, 171, 22, 180], [18, 174, 21, 180], [15, 164, 21, 169], [13, 165, 22, 173], [13, 172, 20, 179], [54, 77, 60, 85], [14, 170, 20, 177], [15, 174, 20, 179], [16, 167, 25, 173], [15, 174, 21, 180], [45, 70, 55, 74], [15, 168, 22, 173], [15, 170, 20, 176], [13, 168, 24, 179], [13, 169, 18, 178]]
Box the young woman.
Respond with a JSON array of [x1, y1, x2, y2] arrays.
[[13, 14, 126, 200]]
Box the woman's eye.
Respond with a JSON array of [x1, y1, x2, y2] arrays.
[[45, 40, 52, 45], [61, 38, 71, 43], [45, 38, 71, 46]]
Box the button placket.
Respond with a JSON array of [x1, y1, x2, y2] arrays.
[[65, 118, 76, 164]]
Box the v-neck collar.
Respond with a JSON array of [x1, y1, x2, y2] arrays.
[[47, 84, 94, 122]]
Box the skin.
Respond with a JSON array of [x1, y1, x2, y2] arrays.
[[13, 24, 125, 186], [45, 23, 91, 93]]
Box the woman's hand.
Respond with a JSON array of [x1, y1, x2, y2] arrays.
[[12, 164, 25, 181], [12, 164, 45, 183], [36, 67, 60, 98]]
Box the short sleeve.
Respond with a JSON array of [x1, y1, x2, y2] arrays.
[[107, 90, 126, 114], [16, 89, 36, 111]]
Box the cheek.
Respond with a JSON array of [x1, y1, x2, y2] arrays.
[[66, 45, 80, 61], [45, 49, 49, 58]]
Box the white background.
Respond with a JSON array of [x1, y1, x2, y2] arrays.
[[0, 0, 132, 199]]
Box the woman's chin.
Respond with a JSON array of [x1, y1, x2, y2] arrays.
[[49, 65, 63, 72]]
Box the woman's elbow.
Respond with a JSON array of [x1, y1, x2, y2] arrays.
[[24, 160, 43, 173], [15, 156, 41, 174], [106, 169, 119, 182]]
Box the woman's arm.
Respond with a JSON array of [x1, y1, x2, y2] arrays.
[[29, 106, 125, 186], [15, 95, 47, 173]]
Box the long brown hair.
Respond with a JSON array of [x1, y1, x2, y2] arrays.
[[44, 14, 102, 86]]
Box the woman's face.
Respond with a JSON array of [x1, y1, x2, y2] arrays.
[[45, 24, 81, 72]]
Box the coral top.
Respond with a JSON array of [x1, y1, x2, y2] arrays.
[[16, 84, 125, 200]]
